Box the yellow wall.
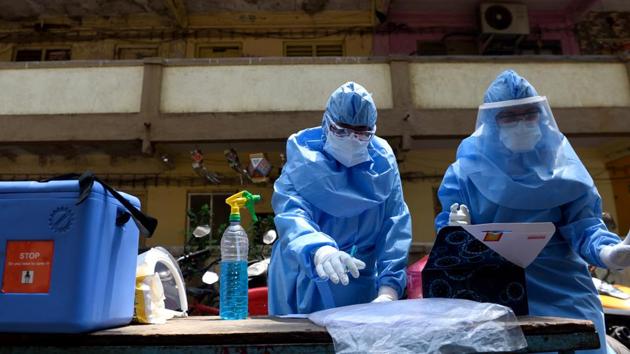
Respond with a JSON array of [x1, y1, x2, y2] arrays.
[[0, 144, 620, 248], [0, 11, 373, 61], [144, 186, 189, 247], [576, 147, 620, 225], [185, 34, 371, 58], [608, 155, 630, 235], [2, 34, 371, 61], [402, 180, 441, 243], [399, 149, 454, 244], [0, 44, 12, 61]]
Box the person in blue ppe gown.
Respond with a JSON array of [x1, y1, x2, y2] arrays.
[[268, 81, 412, 315], [436, 70, 630, 354]]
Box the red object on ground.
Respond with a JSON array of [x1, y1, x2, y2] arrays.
[[248, 287, 268, 315], [407, 255, 429, 299], [188, 301, 220, 316], [187, 287, 269, 316]]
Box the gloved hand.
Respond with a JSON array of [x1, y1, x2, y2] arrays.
[[314, 245, 366, 286], [448, 203, 470, 226], [371, 286, 398, 303], [600, 236, 630, 270]]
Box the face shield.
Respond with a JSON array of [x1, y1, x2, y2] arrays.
[[453, 89, 594, 210], [475, 96, 561, 155]]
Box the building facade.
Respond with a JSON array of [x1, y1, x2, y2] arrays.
[[0, 0, 629, 258]]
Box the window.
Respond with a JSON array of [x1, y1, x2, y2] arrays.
[[484, 38, 562, 55], [417, 41, 448, 56], [517, 40, 562, 55], [116, 46, 159, 60], [14, 48, 71, 62], [196, 44, 242, 58], [284, 42, 344, 57], [417, 38, 478, 56], [187, 193, 232, 240], [45, 49, 71, 61], [418, 38, 563, 56]]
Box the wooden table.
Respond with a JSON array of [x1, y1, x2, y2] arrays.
[[0, 316, 600, 354]]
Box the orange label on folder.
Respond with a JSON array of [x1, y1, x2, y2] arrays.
[[2, 241, 54, 293], [483, 232, 503, 242]]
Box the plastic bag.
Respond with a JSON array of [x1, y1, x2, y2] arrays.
[[134, 247, 188, 324], [308, 298, 527, 354], [134, 273, 172, 324], [137, 247, 188, 314]]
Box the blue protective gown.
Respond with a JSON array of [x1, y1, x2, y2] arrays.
[[268, 127, 412, 315], [435, 70, 620, 354]]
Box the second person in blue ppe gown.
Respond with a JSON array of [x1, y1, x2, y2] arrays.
[[436, 70, 630, 354], [268, 81, 412, 315]]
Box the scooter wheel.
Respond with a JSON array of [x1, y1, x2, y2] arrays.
[[609, 326, 630, 348]]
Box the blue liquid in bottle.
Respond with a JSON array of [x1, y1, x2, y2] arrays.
[[219, 260, 248, 319], [220, 221, 249, 320]]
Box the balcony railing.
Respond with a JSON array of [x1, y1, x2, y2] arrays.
[[0, 56, 628, 153]]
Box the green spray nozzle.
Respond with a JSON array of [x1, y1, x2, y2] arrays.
[[226, 190, 261, 222]]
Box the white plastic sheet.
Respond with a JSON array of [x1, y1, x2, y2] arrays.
[[309, 298, 527, 354]]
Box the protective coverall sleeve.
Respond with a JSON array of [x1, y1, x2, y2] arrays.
[[558, 188, 621, 268], [272, 173, 337, 278], [435, 164, 467, 231], [375, 173, 412, 297]]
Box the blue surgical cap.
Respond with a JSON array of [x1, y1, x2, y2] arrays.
[[483, 70, 539, 103], [324, 82, 377, 127]]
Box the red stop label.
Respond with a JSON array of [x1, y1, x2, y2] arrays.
[[2, 241, 54, 293]]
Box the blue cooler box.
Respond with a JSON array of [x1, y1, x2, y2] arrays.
[[0, 179, 142, 333]]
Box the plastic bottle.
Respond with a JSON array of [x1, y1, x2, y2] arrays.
[[220, 191, 261, 320]]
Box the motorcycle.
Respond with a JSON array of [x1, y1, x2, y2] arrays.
[[177, 244, 220, 316], [246, 229, 276, 315], [591, 227, 630, 349], [177, 225, 277, 316], [592, 273, 630, 348]]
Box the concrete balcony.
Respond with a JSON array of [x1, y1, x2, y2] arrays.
[[0, 56, 628, 155]]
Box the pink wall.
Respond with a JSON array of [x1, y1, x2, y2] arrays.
[[374, 10, 581, 56]]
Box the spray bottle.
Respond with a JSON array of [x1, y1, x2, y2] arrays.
[[220, 190, 261, 320]]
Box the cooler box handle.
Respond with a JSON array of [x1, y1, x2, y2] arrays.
[[40, 172, 158, 237]]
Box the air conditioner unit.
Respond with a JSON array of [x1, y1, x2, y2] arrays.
[[480, 3, 530, 35]]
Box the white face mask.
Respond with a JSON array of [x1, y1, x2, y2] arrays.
[[323, 129, 370, 167], [499, 121, 542, 153]]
